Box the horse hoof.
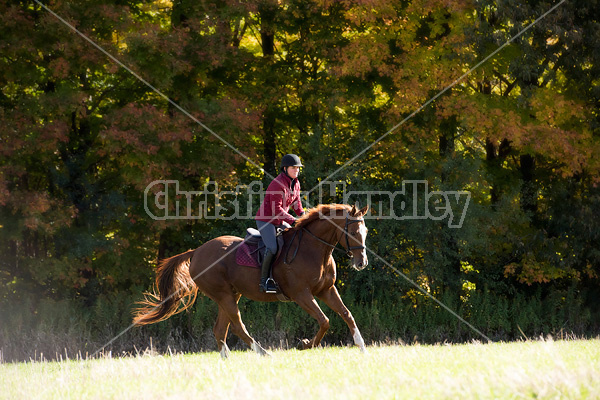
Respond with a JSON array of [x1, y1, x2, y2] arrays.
[[251, 341, 271, 357], [297, 339, 310, 350], [219, 342, 231, 359]]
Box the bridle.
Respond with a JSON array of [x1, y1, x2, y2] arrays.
[[284, 215, 365, 264], [342, 216, 366, 253]]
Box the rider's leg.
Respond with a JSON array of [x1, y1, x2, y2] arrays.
[[259, 249, 277, 293], [256, 221, 278, 293]]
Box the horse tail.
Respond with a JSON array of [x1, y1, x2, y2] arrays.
[[133, 249, 198, 326]]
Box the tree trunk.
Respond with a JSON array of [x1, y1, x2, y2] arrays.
[[485, 138, 511, 206], [519, 154, 537, 217], [259, 2, 277, 178], [438, 117, 461, 293]]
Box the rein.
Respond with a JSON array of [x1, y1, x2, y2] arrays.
[[284, 216, 365, 265], [283, 229, 304, 264]]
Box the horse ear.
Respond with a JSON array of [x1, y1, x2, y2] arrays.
[[350, 204, 357, 215], [358, 205, 369, 217]]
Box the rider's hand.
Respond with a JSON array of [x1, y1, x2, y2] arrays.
[[281, 221, 292, 229]]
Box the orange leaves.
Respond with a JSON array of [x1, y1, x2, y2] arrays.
[[39, 120, 70, 152], [1, 184, 76, 233], [342, 0, 398, 26], [104, 103, 188, 152], [436, 87, 596, 178], [204, 97, 261, 138], [504, 253, 573, 285], [0, 171, 10, 207], [333, 38, 391, 79], [48, 58, 71, 79], [521, 90, 592, 177], [101, 103, 187, 187], [437, 94, 526, 143], [529, 88, 587, 127]]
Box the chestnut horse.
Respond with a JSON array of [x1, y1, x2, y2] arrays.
[[133, 204, 369, 358]]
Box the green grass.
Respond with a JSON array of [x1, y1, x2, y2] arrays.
[[2, 338, 600, 399]]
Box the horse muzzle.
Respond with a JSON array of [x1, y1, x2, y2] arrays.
[[353, 253, 368, 270]]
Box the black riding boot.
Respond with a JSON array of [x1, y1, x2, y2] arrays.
[[259, 249, 278, 293]]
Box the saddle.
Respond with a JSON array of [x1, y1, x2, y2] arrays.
[[235, 228, 285, 268]]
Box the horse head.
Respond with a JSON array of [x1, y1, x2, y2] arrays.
[[344, 204, 369, 270]]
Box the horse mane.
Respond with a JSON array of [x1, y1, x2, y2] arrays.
[[292, 204, 352, 231]]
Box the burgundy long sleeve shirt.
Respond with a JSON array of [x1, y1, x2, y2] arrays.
[[255, 173, 304, 226]]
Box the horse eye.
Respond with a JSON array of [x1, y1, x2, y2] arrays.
[[351, 232, 356, 236]]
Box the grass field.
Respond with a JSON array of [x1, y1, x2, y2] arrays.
[[2, 338, 599, 399]]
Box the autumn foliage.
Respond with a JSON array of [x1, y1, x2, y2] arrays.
[[1, 0, 599, 347]]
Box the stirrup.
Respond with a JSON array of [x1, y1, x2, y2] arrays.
[[259, 278, 277, 294], [262, 278, 278, 294]]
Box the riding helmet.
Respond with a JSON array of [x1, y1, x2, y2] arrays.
[[280, 154, 303, 169]]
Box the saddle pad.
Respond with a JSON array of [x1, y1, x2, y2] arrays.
[[236, 241, 260, 267], [235, 235, 284, 268]]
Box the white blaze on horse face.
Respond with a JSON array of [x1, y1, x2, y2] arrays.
[[358, 223, 368, 267], [359, 223, 368, 246]]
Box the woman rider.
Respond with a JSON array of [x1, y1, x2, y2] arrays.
[[255, 154, 305, 293]]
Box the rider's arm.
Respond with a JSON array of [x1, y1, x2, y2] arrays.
[[291, 194, 304, 217], [291, 181, 304, 217], [270, 191, 297, 225]]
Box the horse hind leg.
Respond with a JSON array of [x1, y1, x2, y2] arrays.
[[217, 296, 270, 357], [293, 291, 330, 350], [214, 307, 232, 359]]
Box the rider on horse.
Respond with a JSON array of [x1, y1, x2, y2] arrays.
[[255, 154, 305, 293]]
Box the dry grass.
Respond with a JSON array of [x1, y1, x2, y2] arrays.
[[1, 338, 599, 399]]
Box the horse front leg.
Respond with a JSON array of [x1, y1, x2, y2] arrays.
[[293, 291, 330, 350], [318, 286, 366, 352]]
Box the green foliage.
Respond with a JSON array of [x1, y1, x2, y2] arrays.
[[1, 0, 600, 359], [1, 286, 598, 362]]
